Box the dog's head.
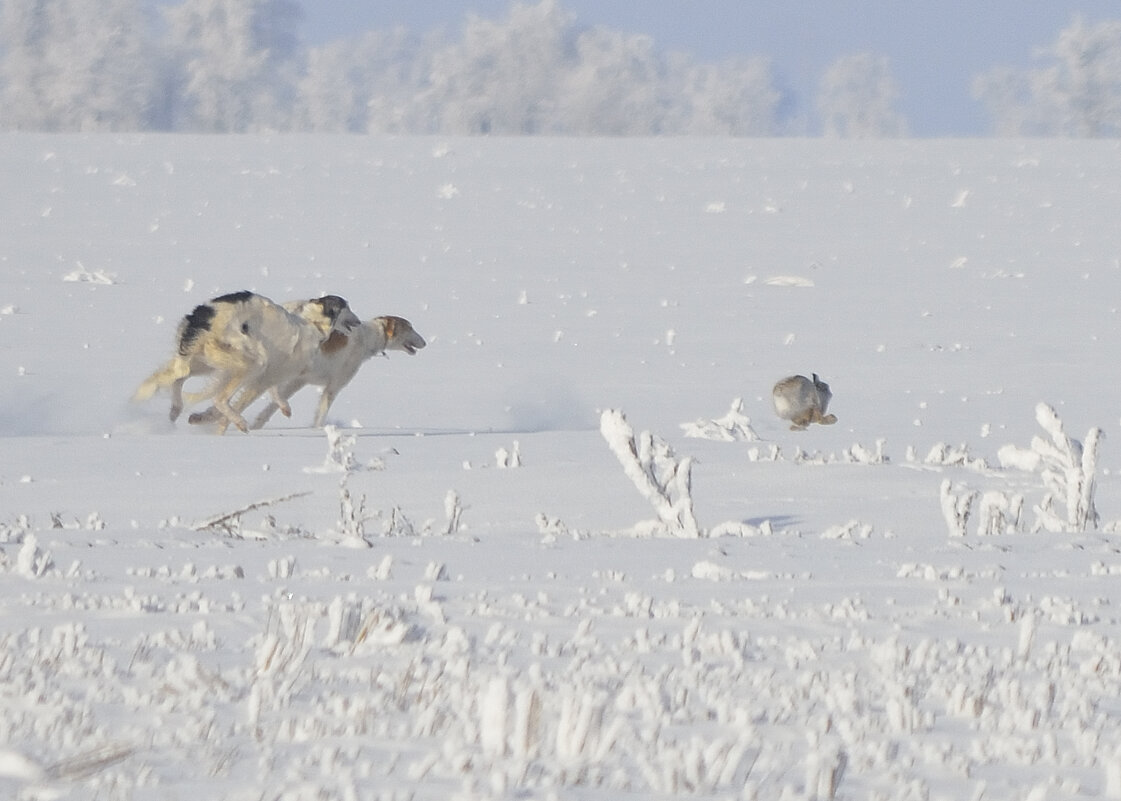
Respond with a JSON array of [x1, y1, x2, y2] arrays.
[[292, 295, 361, 336], [380, 316, 427, 355], [317, 295, 362, 332]]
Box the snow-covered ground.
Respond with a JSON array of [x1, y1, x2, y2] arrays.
[[3, 134, 1121, 800]]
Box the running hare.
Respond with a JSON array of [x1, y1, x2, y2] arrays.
[[772, 373, 837, 431]]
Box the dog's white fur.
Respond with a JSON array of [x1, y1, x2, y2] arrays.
[[250, 315, 427, 429], [133, 291, 359, 433], [772, 373, 837, 431]]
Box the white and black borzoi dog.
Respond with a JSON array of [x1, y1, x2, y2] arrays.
[[133, 291, 359, 433], [189, 313, 427, 430]]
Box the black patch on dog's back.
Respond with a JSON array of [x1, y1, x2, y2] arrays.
[[211, 290, 256, 305], [315, 295, 350, 323], [178, 303, 216, 356]]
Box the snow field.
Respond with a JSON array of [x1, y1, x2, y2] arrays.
[[1, 135, 1121, 799]]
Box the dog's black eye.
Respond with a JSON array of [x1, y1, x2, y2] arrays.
[[241, 322, 250, 334]]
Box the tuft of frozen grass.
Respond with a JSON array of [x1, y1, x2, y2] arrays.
[[61, 261, 115, 284], [680, 397, 759, 442], [335, 473, 372, 547], [998, 403, 1103, 532]]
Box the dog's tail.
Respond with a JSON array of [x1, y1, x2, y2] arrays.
[[133, 358, 189, 401]]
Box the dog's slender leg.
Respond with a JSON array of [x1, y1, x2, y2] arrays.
[[212, 375, 249, 434], [252, 379, 301, 429], [313, 386, 338, 428], [169, 378, 186, 422], [268, 386, 292, 418], [187, 407, 223, 425], [251, 401, 280, 430]]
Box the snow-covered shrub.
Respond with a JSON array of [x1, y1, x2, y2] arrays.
[[976, 490, 1024, 536], [680, 397, 759, 442], [998, 403, 1103, 532], [247, 602, 315, 738], [62, 262, 115, 284], [805, 744, 848, 801], [443, 490, 465, 535], [383, 506, 417, 538], [16, 534, 53, 578], [919, 442, 989, 471], [842, 439, 888, 464], [536, 512, 585, 541], [939, 480, 977, 538], [601, 409, 699, 537], [305, 425, 384, 474], [495, 441, 522, 468]]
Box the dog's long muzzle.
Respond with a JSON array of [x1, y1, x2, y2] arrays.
[[339, 309, 361, 331]]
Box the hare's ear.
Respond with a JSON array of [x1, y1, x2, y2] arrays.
[[812, 373, 819, 383]]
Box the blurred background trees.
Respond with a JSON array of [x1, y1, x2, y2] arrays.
[[1, 0, 1118, 137]]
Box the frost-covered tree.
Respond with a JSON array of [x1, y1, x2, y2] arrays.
[[164, 0, 302, 132], [974, 16, 1121, 137], [416, 0, 574, 134], [0, 0, 160, 130], [817, 52, 907, 138], [1, 0, 791, 135], [557, 27, 666, 134], [295, 27, 442, 133], [971, 66, 1041, 137], [677, 55, 783, 135]]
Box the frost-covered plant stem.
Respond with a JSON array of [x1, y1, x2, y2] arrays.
[[600, 409, 700, 537], [337, 473, 371, 546], [444, 490, 464, 535]]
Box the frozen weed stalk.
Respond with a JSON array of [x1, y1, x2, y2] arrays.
[[600, 408, 699, 537]]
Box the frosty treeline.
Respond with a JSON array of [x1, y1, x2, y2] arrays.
[[0, 0, 1117, 136], [0, 0, 784, 135]]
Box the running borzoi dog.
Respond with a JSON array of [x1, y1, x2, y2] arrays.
[[190, 314, 427, 429], [133, 291, 359, 433], [254, 315, 426, 429]]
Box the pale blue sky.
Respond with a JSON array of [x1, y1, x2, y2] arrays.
[[294, 1, 1121, 136]]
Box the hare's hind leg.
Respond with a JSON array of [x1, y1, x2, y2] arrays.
[[814, 411, 838, 426]]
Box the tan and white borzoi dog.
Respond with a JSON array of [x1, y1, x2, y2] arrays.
[[133, 291, 359, 433], [190, 314, 427, 429]]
